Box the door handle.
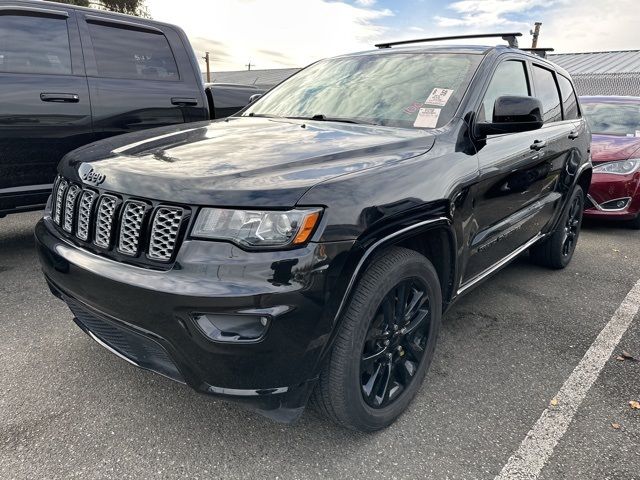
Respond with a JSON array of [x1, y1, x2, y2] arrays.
[[568, 130, 580, 140], [530, 140, 547, 151], [171, 97, 198, 106], [40, 93, 79, 103]]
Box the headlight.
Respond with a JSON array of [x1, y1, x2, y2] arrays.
[[593, 158, 640, 175], [191, 207, 322, 248]]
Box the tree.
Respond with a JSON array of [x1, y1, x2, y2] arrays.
[[49, 0, 150, 17]]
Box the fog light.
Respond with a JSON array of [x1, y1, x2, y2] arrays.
[[193, 313, 270, 342], [601, 198, 631, 211]]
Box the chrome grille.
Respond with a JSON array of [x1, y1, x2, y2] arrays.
[[63, 185, 81, 233], [94, 195, 118, 248], [76, 190, 97, 241], [53, 179, 68, 225], [118, 201, 146, 256], [51, 178, 186, 265], [148, 207, 183, 261]]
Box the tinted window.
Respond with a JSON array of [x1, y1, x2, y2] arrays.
[[0, 14, 71, 75], [243, 53, 482, 129], [532, 65, 562, 123], [581, 101, 640, 136], [557, 75, 579, 120], [88, 23, 178, 81], [480, 60, 529, 122]]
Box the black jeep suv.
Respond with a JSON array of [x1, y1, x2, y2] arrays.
[[35, 36, 592, 431]]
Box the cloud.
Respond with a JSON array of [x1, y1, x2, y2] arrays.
[[355, 0, 377, 5], [540, 0, 639, 52], [434, 0, 562, 28], [146, 0, 392, 71]]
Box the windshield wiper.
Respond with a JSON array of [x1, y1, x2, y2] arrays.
[[246, 113, 281, 118], [288, 114, 377, 125]]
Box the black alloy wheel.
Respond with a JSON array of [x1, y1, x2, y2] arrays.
[[562, 194, 582, 257], [360, 279, 431, 408], [311, 246, 442, 431], [530, 185, 584, 269]]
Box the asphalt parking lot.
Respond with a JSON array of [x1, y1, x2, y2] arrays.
[[1, 211, 639, 480]]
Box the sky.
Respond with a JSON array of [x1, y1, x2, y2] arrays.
[[145, 0, 640, 72]]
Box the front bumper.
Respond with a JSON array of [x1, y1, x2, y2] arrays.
[[584, 170, 640, 221], [35, 218, 354, 422]]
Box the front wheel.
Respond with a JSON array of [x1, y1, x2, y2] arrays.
[[530, 185, 584, 269], [310, 247, 442, 431]]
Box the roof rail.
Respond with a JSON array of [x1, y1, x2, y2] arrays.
[[520, 47, 555, 59], [375, 32, 522, 49]]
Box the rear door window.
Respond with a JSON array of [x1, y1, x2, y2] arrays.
[[532, 65, 562, 123], [87, 22, 179, 81], [480, 60, 530, 122], [0, 14, 71, 75], [557, 74, 580, 120]]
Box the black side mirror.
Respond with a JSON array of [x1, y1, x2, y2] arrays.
[[249, 94, 262, 103], [477, 95, 544, 136]]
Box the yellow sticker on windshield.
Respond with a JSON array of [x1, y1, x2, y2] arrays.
[[414, 108, 441, 128], [425, 88, 454, 107]]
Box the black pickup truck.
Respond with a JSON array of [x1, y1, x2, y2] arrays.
[[0, 0, 260, 217]]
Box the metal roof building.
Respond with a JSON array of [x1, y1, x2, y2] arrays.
[[206, 68, 300, 90], [205, 50, 640, 96], [548, 50, 640, 96]]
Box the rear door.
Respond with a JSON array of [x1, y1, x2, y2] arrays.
[[77, 14, 207, 140], [0, 5, 92, 206]]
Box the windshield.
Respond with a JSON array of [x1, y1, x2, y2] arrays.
[[581, 101, 640, 136], [242, 53, 481, 129]]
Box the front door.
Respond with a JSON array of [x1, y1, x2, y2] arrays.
[[463, 58, 568, 284]]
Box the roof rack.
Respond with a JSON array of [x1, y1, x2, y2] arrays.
[[520, 47, 555, 59], [375, 32, 522, 49]]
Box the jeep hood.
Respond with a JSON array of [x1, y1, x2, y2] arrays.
[[61, 117, 435, 207]]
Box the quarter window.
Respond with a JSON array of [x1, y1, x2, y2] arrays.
[[557, 74, 580, 120], [0, 14, 71, 75], [88, 22, 179, 81], [480, 60, 530, 122], [532, 65, 562, 123]]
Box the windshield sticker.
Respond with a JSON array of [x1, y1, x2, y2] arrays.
[[425, 88, 454, 107], [414, 108, 441, 128]]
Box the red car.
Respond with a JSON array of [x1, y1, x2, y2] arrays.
[[580, 96, 640, 228]]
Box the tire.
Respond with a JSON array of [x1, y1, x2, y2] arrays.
[[628, 213, 640, 230], [310, 246, 442, 431], [530, 185, 584, 269]]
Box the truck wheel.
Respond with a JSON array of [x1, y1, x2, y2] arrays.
[[311, 247, 442, 431], [530, 185, 584, 269]]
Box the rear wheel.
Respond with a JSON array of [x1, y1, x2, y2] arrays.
[[530, 185, 584, 269], [311, 247, 442, 431]]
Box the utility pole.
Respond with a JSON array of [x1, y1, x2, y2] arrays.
[[245, 60, 254, 71], [531, 22, 542, 48], [202, 52, 211, 83]]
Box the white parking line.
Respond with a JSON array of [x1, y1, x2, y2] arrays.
[[495, 278, 640, 480]]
